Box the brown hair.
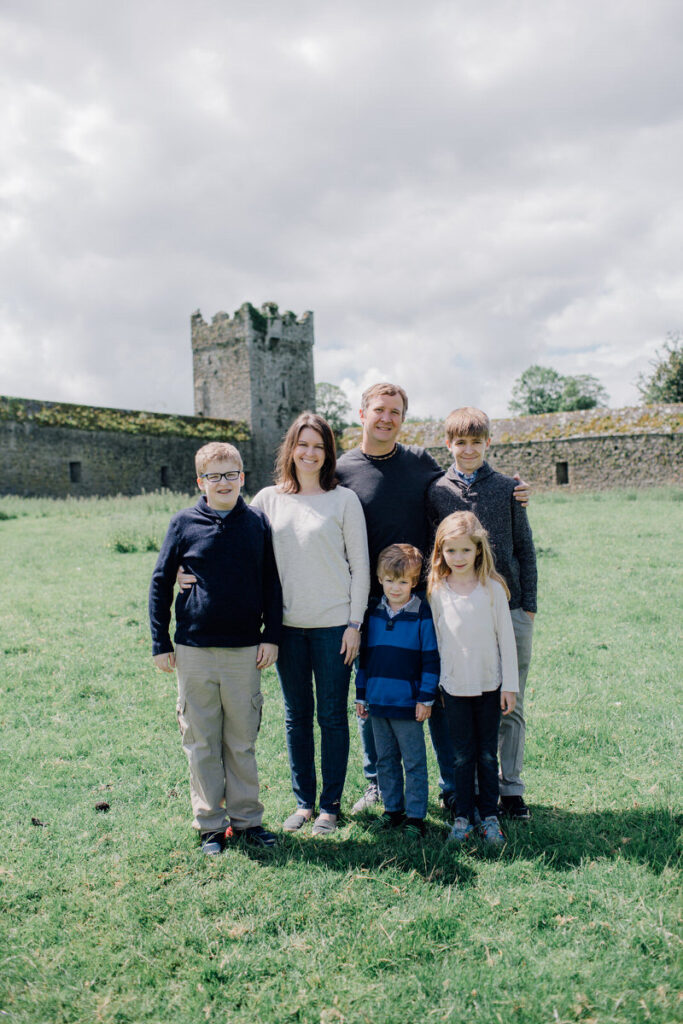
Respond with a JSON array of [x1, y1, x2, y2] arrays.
[[428, 511, 510, 599], [444, 407, 490, 443], [275, 412, 338, 493], [195, 442, 243, 475], [360, 382, 408, 420], [376, 543, 423, 587]]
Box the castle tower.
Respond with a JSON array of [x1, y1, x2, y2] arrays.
[[191, 301, 315, 488]]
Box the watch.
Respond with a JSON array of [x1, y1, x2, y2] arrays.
[[347, 621, 362, 631]]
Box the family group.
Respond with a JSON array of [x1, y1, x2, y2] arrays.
[[148, 383, 537, 855]]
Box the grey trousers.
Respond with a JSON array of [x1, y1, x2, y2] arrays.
[[175, 644, 265, 832], [498, 608, 534, 797]]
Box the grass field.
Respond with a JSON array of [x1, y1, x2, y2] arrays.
[[0, 487, 681, 1024]]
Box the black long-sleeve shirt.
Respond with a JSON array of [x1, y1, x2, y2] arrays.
[[149, 496, 282, 655], [336, 444, 443, 592]]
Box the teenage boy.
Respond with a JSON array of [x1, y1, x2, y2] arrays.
[[355, 544, 440, 837], [149, 442, 282, 854], [336, 383, 530, 813], [426, 407, 537, 820]]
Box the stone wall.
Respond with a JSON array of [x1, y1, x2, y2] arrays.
[[192, 301, 315, 487], [0, 397, 254, 499], [342, 405, 683, 491], [427, 433, 683, 489]]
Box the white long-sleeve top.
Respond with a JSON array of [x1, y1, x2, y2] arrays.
[[250, 485, 370, 629], [429, 579, 519, 696]]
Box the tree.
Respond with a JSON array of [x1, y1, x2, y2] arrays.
[[636, 332, 683, 404], [315, 382, 351, 438], [509, 365, 609, 416], [559, 374, 610, 411]]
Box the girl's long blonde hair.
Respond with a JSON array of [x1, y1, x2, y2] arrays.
[[428, 511, 510, 600]]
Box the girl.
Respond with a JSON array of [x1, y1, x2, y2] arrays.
[[428, 511, 518, 845], [250, 413, 370, 835]]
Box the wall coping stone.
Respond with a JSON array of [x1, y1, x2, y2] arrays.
[[340, 405, 683, 450], [0, 395, 250, 442]]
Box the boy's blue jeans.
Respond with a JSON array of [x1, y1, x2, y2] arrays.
[[441, 687, 501, 821], [370, 715, 429, 819], [357, 700, 456, 798], [276, 625, 351, 815]]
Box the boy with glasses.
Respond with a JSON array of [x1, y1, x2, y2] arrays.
[[149, 442, 282, 854]]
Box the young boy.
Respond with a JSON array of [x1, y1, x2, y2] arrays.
[[355, 544, 440, 837], [426, 408, 537, 820], [149, 442, 283, 854]]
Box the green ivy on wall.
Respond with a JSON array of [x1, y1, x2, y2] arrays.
[[0, 397, 250, 442]]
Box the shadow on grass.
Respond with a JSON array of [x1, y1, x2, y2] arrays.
[[232, 805, 680, 881], [501, 804, 681, 873], [236, 820, 477, 888]]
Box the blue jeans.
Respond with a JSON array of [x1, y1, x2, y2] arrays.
[[276, 625, 351, 814], [357, 698, 456, 797], [442, 687, 501, 821], [370, 715, 428, 819]]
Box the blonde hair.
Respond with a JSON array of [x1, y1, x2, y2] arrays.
[[195, 442, 243, 475], [444, 407, 490, 443], [428, 511, 509, 600], [376, 543, 423, 587]]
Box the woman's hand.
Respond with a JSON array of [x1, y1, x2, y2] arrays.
[[176, 564, 197, 590], [340, 626, 361, 665]]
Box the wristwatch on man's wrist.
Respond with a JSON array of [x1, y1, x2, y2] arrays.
[[347, 621, 362, 631]]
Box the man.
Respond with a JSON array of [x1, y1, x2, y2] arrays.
[[336, 383, 529, 814]]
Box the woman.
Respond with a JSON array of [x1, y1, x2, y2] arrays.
[[249, 412, 370, 835]]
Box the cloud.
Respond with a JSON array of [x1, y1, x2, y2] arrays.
[[1, 0, 681, 421]]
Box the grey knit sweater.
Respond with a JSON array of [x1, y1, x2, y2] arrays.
[[426, 463, 537, 613]]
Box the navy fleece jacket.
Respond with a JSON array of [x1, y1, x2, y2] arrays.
[[149, 496, 282, 655]]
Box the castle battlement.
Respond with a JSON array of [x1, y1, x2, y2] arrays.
[[192, 300, 316, 485]]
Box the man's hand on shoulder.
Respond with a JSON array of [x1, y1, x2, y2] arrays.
[[512, 474, 531, 507], [153, 651, 176, 672]]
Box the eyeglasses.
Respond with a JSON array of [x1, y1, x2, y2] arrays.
[[200, 471, 241, 482]]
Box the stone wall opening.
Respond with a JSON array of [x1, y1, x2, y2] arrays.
[[555, 461, 569, 485], [69, 461, 82, 483]]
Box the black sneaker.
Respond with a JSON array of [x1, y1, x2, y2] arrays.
[[200, 829, 225, 855], [226, 824, 277, 848], [498, 795, 531, 820], [404, 817, 426, 838], [439, 791, 458, 815], [368, 810, 405, 832]]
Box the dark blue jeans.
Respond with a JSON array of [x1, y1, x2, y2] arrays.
[[441, 687, 501, 821], [276, 625, 352, 814], [357, 694, 456, 797]]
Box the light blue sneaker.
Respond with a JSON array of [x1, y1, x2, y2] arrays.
[[447, 817, 474, 843], [479, 815, 506, 847]]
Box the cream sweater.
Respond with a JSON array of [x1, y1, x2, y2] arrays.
[[429, 580, 519, 696], [250, 486, 370, 629]]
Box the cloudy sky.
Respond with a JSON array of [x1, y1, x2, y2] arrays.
[[2, 0, 681, 421]]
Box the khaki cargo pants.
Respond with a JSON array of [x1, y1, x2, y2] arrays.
[[175, 644, 265, 833]]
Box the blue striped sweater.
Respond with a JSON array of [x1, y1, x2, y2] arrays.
[[355, 594, 440, 719]]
